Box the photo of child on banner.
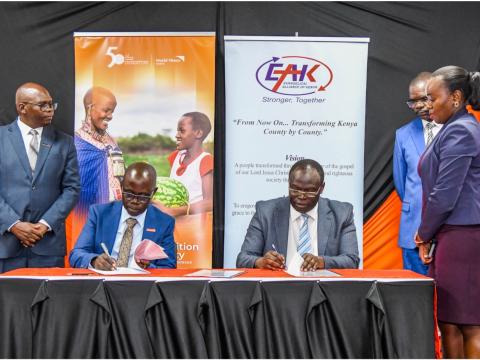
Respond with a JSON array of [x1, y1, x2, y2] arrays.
[[152, 111, 214, 268], [152, 111, 213, 216]]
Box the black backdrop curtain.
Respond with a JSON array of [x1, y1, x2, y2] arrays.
[[1, 2, 479, 267]]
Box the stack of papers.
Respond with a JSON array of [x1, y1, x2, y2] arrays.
[[135, 239, 168, 262]]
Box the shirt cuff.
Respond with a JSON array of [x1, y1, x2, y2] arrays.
[[39, 219, 51, 231], [8, 220, 20, 232]]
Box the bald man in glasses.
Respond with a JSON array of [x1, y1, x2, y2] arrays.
[[236, 159, 359, 271], [0, 83, 80, 272]]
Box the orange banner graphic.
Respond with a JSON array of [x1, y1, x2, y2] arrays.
[[73, 33, 215, 268]]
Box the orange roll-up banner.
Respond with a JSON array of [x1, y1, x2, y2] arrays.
[[72, 32, 215, 268], [363, 191, 403, 269]]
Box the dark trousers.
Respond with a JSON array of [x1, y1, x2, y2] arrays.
[[0, 248, 64, 273]]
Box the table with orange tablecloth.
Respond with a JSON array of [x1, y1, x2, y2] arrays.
[[0, 268, 437, 358]]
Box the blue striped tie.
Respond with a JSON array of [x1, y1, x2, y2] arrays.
[[297, 214, 312, 256]]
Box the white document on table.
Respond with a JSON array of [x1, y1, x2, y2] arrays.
[[185, 269, 245, 278], [286, 252, 305, 276], [91, 267, 150, 275], [286, 252, 340, 277], [295, 270, 341, 277]]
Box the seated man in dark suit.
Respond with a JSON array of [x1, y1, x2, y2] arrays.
[[70, 162, 176, 270], [236, 159, 359, 270]]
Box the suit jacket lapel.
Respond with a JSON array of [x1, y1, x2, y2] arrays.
[[411, 118, 425, 156], [7, 122, 32, 178], [317, 198, 333, 255], [33, 125, 54, 183], [274, 198, 290, 256], [104, 202, 123, 253]]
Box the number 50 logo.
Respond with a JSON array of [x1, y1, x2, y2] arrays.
[[106, 47, 125, 68]]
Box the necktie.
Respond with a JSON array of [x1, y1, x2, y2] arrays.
[[425, 122, 435, 146], [117, 218, 138, 267], [297, 214, 312, 256], [28, 129, 39, 172]]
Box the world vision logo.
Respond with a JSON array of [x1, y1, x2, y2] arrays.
[[256, 56, 333, 96]]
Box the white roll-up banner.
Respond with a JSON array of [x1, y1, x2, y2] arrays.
[[224, 36, 369, 268]]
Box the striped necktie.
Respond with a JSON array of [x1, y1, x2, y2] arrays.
[[28, 129, 39, 172], [297, 214, 312, 256], [425, 122, 435, 146]]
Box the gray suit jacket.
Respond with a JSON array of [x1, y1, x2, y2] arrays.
[[0, 120, 80, 258], [236, 196, 359, 269]]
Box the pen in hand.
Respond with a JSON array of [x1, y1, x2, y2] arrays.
[[271, 243, 286, 269], [100, 242, 117, 270]]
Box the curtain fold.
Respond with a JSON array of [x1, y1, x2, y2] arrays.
[[0, 279, 43, 358], [31, 280, 111, 358]]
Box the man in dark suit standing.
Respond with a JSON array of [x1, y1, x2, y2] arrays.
[[236, 159, 359, 270], [69, 162, 176, 270], [0, 82, 80, 272]]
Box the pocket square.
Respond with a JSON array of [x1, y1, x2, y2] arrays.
[[146, 228, 156, 233]]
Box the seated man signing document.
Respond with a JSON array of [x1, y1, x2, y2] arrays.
[[236, 159, 359, 270], [69, 162, 176, 270]]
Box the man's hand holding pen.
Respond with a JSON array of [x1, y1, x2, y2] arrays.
[[92, 254, 117, 271], [254, 250, 285, 270], [91, 242, 117, 271]]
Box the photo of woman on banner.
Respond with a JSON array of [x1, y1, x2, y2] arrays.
[[74, 86, 125, 220], [152, 111, 213, 217]]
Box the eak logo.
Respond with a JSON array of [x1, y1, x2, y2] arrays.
[[256, 56, 333, 96]]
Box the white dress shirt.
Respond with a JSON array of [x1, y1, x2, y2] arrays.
[[421, 119, 442, 144], [286, 203, 318, 268], [17, 118, 44, 155], [110, 206, 147, 268]]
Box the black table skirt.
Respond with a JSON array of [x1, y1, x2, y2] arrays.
[[0, 279, 435, 358]]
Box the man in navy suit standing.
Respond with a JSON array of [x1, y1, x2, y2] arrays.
[[393, 72, 442, 274], [70, 162, 176, 270], [0, 82, 80, 272]]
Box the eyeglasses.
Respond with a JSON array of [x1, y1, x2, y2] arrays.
[[23, 102, 58, 112], [406, 97, 428, 109], [289, 187, 321, 198], [122, 191, 153, 203]]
